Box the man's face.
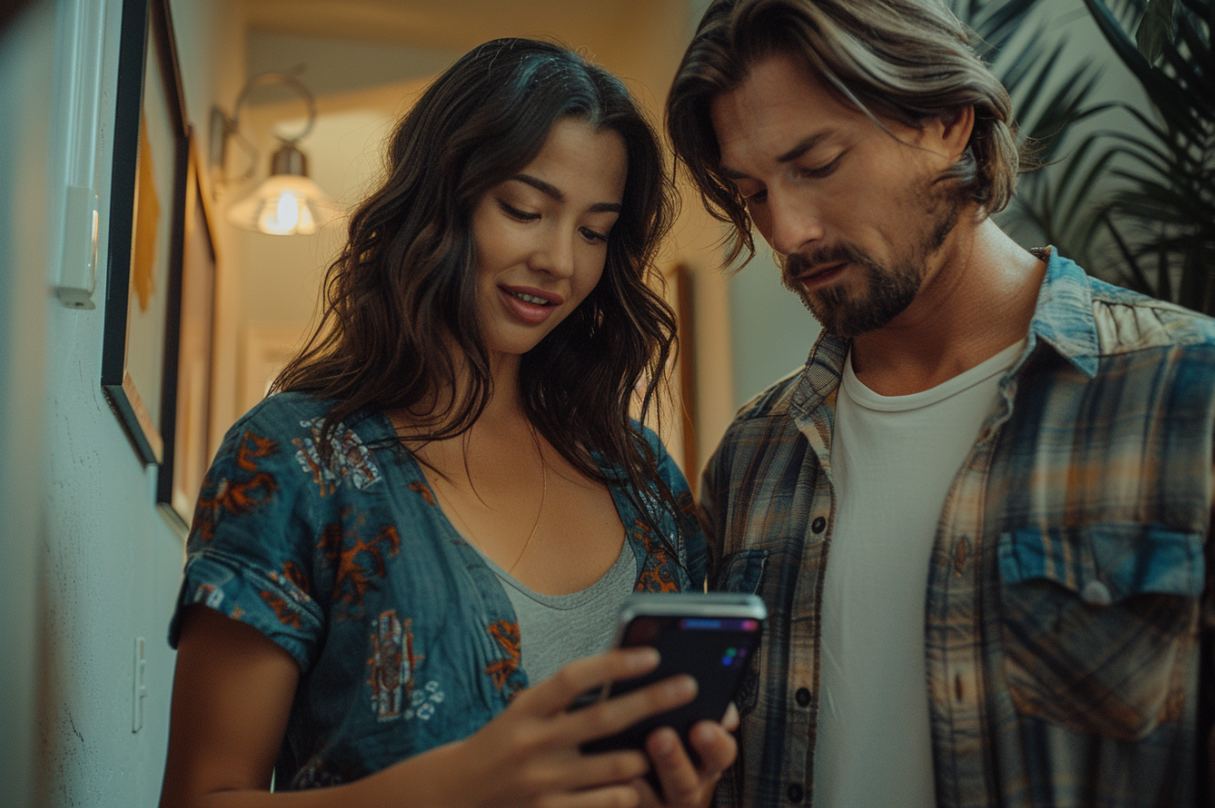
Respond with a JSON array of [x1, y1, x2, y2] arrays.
[[710, 52, 962, 338]]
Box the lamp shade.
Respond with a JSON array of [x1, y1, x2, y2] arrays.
[[227, 142, 339, 235]]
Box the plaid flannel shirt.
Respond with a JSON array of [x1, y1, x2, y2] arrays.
[[702, 252, 1215, 808]]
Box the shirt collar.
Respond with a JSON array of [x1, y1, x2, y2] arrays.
[[790, 328, 848, 420], [1022, 248, 1100, 378]]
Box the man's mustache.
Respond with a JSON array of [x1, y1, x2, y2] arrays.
[[783, 244, 869, 285]]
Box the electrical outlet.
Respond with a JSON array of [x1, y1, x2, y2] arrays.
[[132, 637, 147, 733]]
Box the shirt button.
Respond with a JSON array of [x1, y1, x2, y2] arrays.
[[795, 687, 812, 707], [787, 783, 804, 803], [811, 516, 827, 534], [1081, 580, 1112, 606]]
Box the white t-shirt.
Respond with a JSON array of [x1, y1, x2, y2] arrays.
[[813, 340, 1023, 807]]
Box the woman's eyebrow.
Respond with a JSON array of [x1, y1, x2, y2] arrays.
[[511, 174, 621, 213]]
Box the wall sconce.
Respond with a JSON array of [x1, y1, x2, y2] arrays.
[[210, 71, 338, 236]]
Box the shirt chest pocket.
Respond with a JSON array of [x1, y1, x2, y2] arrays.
[[997, 524, 1204, 741]]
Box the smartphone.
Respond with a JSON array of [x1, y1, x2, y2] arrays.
[[579, 592, 766, 757]]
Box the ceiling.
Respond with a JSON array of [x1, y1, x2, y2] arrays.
[[242, 0, 682, 52], [238, 0, 706, 119]]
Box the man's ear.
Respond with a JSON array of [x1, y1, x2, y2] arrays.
[[935, 106, 975, 163]]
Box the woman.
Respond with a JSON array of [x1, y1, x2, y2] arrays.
[[159, 38, 734, 808]]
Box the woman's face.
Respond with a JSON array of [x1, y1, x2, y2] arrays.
[[471, 117, 628, 361]]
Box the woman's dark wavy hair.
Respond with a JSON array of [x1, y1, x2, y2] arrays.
[[274, 38, 685, 534], [668, 0, 1020, 267]]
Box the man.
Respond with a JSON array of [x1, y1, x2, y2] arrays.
[[666, 1, 1215, 806]]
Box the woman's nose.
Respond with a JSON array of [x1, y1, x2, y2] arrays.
[[531, 228, 576, 278]]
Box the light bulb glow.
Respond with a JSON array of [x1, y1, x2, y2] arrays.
[[297, 201, 315, 232], [276, 191, 300, 229], [228, 174, 338, 235], [257, 191, 306, 235]]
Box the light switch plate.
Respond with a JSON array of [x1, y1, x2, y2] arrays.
[[132, 636, 146, 733]]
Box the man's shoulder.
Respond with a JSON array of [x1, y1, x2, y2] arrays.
[[1038, 254, 1215, 362], [708, 368, 809, 468], [730, 367, 805, 426], [1085, 275, 1215, 355]]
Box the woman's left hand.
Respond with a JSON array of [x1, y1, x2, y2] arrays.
[[633, 703, 739, 808]]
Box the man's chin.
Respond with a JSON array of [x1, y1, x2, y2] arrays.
[[806, 297, 908, 340], [801, 290, 854, 338]]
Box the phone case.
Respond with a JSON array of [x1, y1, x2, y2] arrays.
[[580, 593, 765, 758]]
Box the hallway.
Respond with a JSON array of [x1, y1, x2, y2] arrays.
[[1, 1, 744, 804]]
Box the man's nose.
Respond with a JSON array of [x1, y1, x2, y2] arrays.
[[763, 190, 824, 256]]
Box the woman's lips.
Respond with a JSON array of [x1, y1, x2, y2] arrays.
[[498, 285, 564, 325]]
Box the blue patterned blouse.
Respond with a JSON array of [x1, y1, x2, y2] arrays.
[[169, 392, 706, 789]]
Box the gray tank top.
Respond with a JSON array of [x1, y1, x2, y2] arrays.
[[478, 539, 637, 684]]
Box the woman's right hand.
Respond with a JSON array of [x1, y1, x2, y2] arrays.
[[404, 647, 697, 808], [162, 608, 695, 808]]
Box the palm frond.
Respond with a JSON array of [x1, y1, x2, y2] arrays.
[[1135, 0, 1176, 62], [1081, 0, 1205, 137], [956, 0, 1212, 313]]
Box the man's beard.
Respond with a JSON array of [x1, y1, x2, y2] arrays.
[[781, 185, 960, 339]]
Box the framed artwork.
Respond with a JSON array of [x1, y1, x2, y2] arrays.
[[157, 141, 218, 532], [100, 0, 188, 465]]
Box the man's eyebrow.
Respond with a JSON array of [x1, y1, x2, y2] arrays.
[[720, 133, 830, 180], [511, 174, 621, 213], [776, 133, 828, 164]]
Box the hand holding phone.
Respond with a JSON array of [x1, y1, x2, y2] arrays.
[[579, 592, 765, 758]]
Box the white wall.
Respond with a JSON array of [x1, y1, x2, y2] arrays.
[[0, 4, 54, 806], [21, 0, 238, 801], [38, 0, 168, 796], [729, 251, 823, 406]]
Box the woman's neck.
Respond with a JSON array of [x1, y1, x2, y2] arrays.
[[480, 350, 525, 426]]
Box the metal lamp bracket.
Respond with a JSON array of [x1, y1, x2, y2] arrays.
[[209, 70, 317, 190]]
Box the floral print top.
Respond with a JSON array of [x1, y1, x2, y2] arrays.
[[169, 392, 705, 790]]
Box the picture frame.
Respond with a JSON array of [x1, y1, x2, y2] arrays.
[[100, 0, 189, 465], [157, 140, 218, 533]]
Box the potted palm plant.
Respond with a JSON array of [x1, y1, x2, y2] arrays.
[[955, 0, 1213, 314]]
